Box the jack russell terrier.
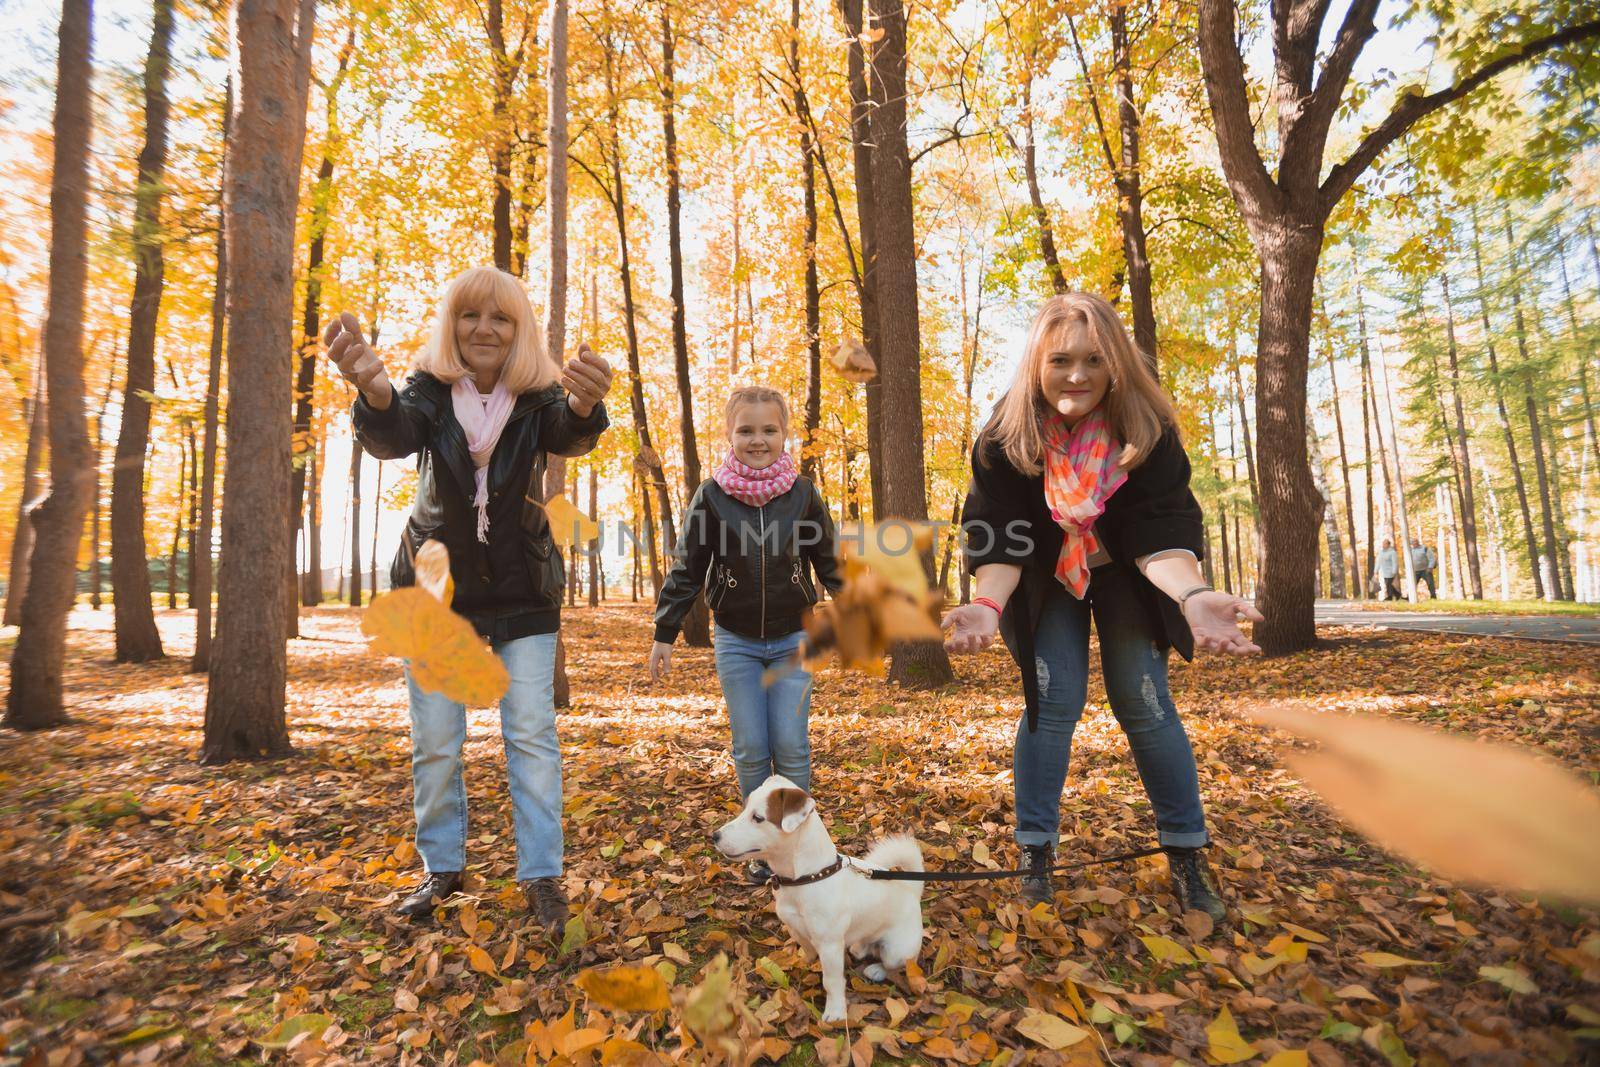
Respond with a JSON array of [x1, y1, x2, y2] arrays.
[[712, 775, 924, 1023]]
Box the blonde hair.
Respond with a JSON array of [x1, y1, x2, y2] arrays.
[[724, 385, 791, 436], [412, 266, 559, 394], [981, 292, 1177, 475]]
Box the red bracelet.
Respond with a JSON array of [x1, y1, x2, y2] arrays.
[[972, 596, 1002, 616]]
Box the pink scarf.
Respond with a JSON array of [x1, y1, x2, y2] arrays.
[[451, 377, 516, 542], [1042, 406, 1127, 598], [714, 450, 798, 506]]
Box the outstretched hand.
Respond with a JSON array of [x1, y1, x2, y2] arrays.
[[562, 344, 612, 418], [1183, 591, 1264, 655], [324, 312, 391, 407], [942, 602, 1000, 655]]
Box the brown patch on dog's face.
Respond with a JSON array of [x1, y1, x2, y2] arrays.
[[765, 787, 810, 831]]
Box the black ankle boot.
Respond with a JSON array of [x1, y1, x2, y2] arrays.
[[396, 871, 462, 920], [1020, 843, 1055, 905], [1164, 847, 1225, 923]]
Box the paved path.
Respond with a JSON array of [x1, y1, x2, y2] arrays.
[[1314, 601, 1600, 646]]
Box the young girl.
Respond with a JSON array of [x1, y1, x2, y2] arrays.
[[648, 386, 843, 882], [327, 266, 612, 930], [942, 293, 1262, 920]]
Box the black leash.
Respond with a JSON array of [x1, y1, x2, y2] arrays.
[[864, 844, 1168, 882]]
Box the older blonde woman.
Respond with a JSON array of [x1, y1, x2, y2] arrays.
[[326, 265, 612, 930]]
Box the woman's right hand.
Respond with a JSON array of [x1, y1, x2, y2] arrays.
[[324, 311, 392, 408], [942, 602, 1000, 655], [648, 640, 673, 682]]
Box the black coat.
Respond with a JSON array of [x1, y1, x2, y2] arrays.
[[959, 422, 1205, 729], [353, 372, 609, 642], [653, 476, 844, 644]]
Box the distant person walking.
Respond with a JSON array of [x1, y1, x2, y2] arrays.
[[1410, 537, 1437, 600], [1374, 540, 1401, 601]]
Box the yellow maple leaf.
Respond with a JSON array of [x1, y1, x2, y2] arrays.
[[363, 587, 509, 706], [829, 337, 877, 382], [1205, 1006, 1257, 1064], [540, 493, 599, 548], [573, 963, 671, 1012]]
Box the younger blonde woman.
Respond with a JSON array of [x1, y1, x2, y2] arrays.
[[943, 292, 1261, 919], [647, 387, 842, 882], [326, 265, 612, 929]]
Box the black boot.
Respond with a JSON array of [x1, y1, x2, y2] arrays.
[[1020, 843, 1055, 905], [1165, 847, 1226, 923], [521, 877, 570, 935], [396, 871, 461, 920]]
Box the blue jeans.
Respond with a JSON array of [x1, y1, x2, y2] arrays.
[[1014, 566, 1209, 849], [407, 631, 562, 880], [714, 624, 813, 799]]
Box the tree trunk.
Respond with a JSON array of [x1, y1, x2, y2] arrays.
[[168, 431, 186, 608], [185, 424, 198, 605], [1469, 205, 1541, 597], [89, 362, 114, 609], [4, 360, 46, 627], [1228, 332, 1259, 514], [659, 3, 709, 648], [1438, 272, 1483, 598], [588, 462, 599, 606], [290, 148, 333, 623], [201, 0, 317, 764], [837, 0, 884, 517], [867, 0, 953, 687], [1016, 76, 1066, 294], [348, 437, 362, 605], [1501, 212, 1564, 599], [1109, 6, 1156, 367], [543, 0, 572, 703], [1556, 224, 1600, 476], [793, 0, 824, 483], [1247, 223, 1324, 651], [5, 0, 96, 731], [192, 78, 230, 672], [1374, 328, 1417, 602], [486, 0, 518, 273], [600, 22, 677, 586], [1307, 415, 1344, 598], [1319, 293, 1361, 596], [110, 0, 176, 663]]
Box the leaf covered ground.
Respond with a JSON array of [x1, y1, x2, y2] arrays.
[[0, 603, 1596, 1066]]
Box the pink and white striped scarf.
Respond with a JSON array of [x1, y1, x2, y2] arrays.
[[713, 450, 798, 507], [1042, 406, 1127, 598], [451, 377, 516, 542]]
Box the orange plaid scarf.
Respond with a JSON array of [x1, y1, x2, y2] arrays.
[[1042, 406, 1128, 598]]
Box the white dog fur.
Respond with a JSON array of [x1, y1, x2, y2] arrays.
[[712, 775, 924, 1024]]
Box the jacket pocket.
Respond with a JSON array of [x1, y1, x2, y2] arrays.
[[792, 558, 818, 605], [524, 536, 565, 608]]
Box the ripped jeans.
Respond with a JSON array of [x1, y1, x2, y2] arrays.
[[1014, 563, 1209, 849]]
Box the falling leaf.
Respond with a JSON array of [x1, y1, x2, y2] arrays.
[[540, 493, 600, 548], [839, 521, 934, 599], [1206, 1006, 1258, 1064], [1478, 965, 1538, 994], [413, 539, 453, 603], [1015, 1011, 1089, 1050], [682, 954, 736, 1046], [1263, 1052, 1310, 1067], [574, 963, 671, 1012], [1244, 702, 1600, 905], [363, 587, 509, 706], [830, 337, 877, 382]]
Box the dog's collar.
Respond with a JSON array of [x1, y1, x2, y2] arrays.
[[768, 854, 844, 888]]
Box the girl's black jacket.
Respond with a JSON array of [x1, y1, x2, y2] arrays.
[[959, 422, 1206, 729], [353, 372, 609, 642], [653, 476, 844, 645]]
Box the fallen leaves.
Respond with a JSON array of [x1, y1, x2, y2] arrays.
[[2, 603, 1597, 1064], [574, 963, 671, 1012]]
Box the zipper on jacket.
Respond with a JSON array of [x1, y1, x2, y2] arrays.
[[758, 504, 767, 639]]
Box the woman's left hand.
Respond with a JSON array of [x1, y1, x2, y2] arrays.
[[563, 344, 613, 417], [1182, 590, 1264, 656]]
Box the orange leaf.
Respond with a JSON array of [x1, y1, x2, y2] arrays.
[[363, 587, 509, 706]]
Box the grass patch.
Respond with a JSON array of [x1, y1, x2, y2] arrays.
[[1338, 598, 1600, 617]]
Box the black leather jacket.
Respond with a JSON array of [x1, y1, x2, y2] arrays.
[[653, 476, 844, 644], [352, 372, 609, 642]]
